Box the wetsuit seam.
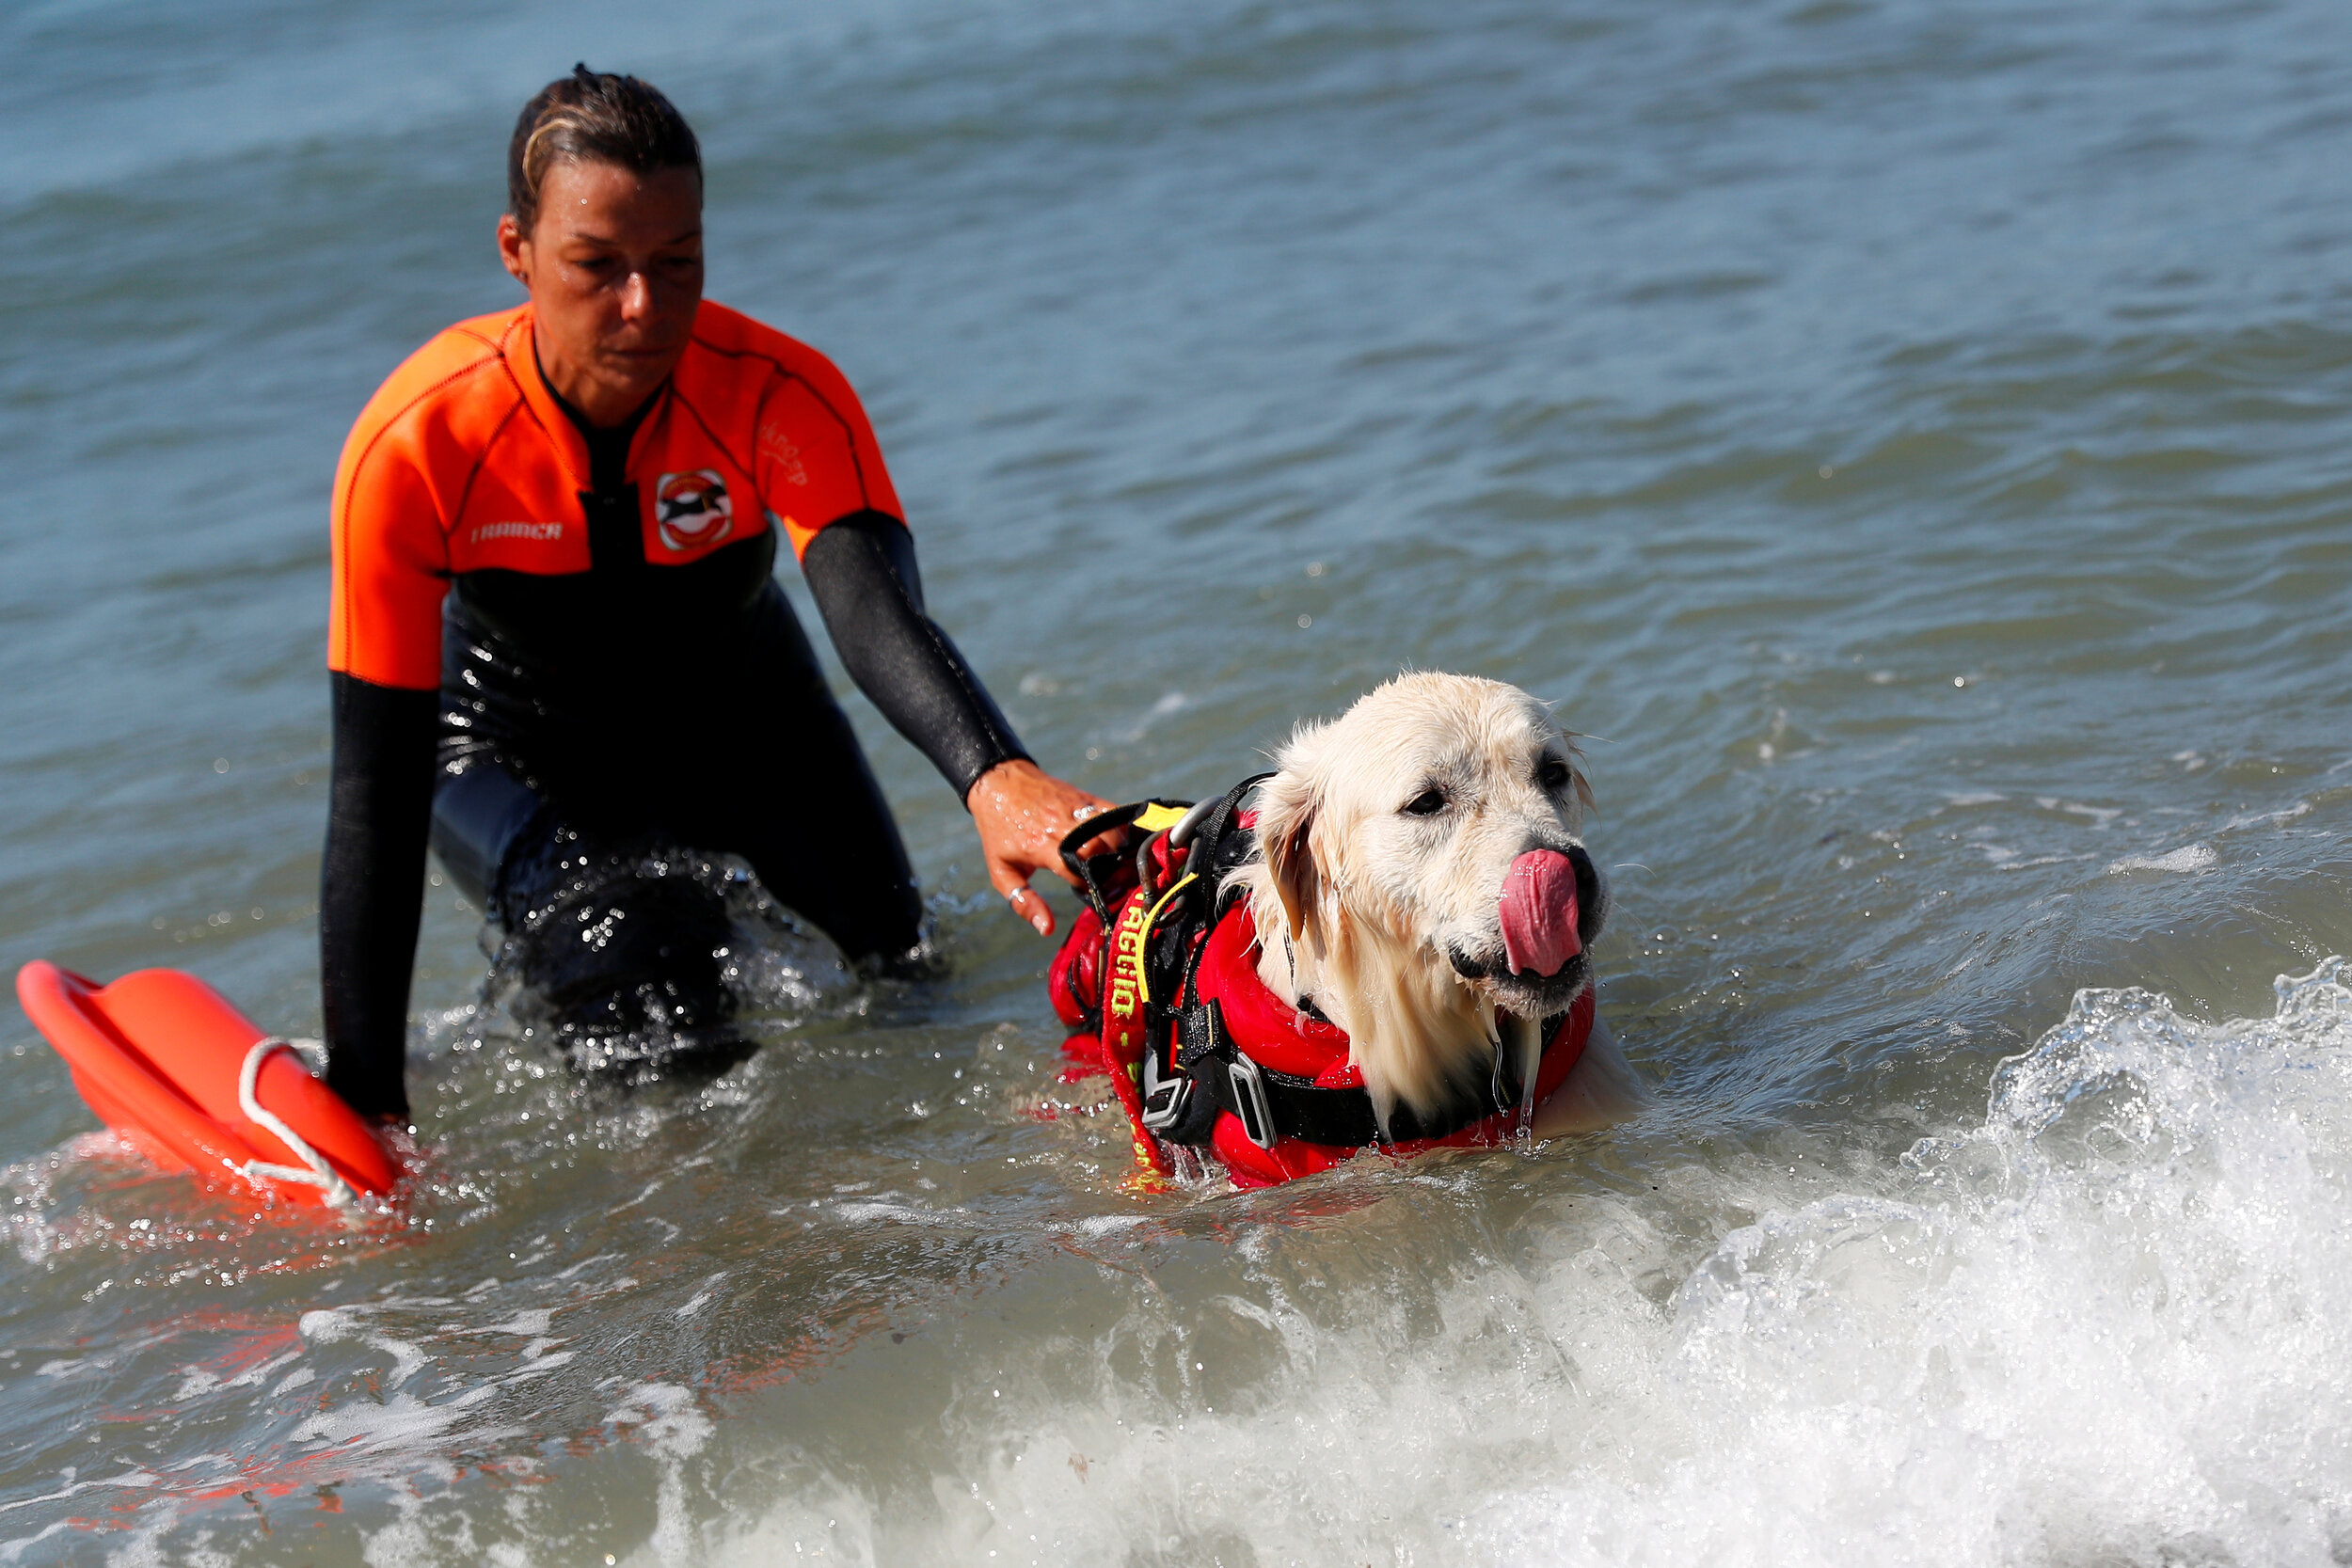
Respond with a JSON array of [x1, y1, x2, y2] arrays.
[[337, 354, 503, 531], [499, 354, 584, 491], [666, 385, 751, 482], [448, 395, 527, 551], [692, 336, 873, 506]]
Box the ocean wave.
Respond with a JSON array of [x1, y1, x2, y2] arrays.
[[1472, 959, 2352, 1567]]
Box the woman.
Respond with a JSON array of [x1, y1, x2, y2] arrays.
[[321, 67, 1104, 1119]]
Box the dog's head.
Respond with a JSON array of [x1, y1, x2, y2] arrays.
[[1232, 672, 1608, 1121]]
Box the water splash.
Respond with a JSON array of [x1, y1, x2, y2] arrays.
[[1475, 959, 2352, 1567]]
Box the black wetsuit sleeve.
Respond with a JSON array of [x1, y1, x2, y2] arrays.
[[318, 671, 437, 1119], [799, 512, 1029, 803]]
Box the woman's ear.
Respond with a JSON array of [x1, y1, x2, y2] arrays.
[[497, 213, 531, 287]]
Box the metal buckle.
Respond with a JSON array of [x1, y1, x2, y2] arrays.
[[1139, 1049, 1192, 1133], [1227, 1053, 1277, 1150]]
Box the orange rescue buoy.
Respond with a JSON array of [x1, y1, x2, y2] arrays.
[[14, 962, 394, 1209]]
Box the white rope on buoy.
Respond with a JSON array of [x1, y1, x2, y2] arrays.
[[235, 1037, 359, 1212]]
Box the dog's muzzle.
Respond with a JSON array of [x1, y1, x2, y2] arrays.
[[1450, 845, 1605, 984]]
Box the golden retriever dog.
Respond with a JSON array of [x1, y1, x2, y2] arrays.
[[1226, 672, 1648, 1138]]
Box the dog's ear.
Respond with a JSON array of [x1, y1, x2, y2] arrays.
[[1271, 801, 1321, 948], [1564, 735, 1596, 816], [1543, 707, 1597, 818], [1253, 758, 1324, 948]]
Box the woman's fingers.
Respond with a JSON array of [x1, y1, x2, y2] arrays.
[[993, 863, 1055, 936], [967, 759, 1114, 934]]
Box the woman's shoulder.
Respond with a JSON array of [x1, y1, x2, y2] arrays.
[[686, 300, 862, 398], [353, 306, 529, 432], [336, 306, 531, 493]]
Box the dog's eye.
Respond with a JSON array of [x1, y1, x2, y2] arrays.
[[1538, 758, 1572, 793], [1402, 787, 1447, 817]]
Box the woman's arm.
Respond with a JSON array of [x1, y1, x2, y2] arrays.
[[801, 513, 1106, 934], [800, 512, 1027, 798], [318, 673, 437, 1121]]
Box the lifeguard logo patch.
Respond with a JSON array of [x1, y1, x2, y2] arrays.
[[654, 470, 733, 552]]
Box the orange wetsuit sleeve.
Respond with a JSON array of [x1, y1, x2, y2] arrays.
[[755, 347, 906, 560], [327, 372, 467, 690]]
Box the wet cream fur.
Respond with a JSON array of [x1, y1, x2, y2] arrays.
[[1226, 672, 1647, 1138]]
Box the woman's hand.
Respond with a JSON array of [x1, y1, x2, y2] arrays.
[[966, 759, 1113, 937]]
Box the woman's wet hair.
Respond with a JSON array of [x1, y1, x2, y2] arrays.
[[508, 64, 701, 233]]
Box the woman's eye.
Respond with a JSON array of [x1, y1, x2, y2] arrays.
[[1403, 788, 1446, 816]]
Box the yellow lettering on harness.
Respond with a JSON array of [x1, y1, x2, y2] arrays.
[[1103, 872, 1200, 1069], [1106, 897, 1152, 1022]]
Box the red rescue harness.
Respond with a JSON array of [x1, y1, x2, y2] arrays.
[[1048, 785, 1593, 1190]]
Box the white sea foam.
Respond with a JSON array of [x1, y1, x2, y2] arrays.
[[2220, 800, 2312, 833], [1467, 958, 2352, 1567], [2106, 843, 2217, 875]]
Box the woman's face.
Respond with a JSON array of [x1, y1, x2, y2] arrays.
[[498, 159, 704, 426]]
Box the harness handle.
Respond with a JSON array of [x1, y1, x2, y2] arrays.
[[1170, 770, 1273, 928], [1167, 796, 1220, 848], [1058, 800, 1194, 926]]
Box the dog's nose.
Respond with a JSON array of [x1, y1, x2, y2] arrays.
[[1566, 844, 1602, 934], [1499, 848, 1581, 977]]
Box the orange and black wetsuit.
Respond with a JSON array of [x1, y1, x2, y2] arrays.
[[323, 301, 1026, 1117]]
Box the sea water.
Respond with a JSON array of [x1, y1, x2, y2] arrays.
[[2, 0, 2350, 1561]]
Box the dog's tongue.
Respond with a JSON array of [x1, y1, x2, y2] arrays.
[[1499, 849, 1581, 977]]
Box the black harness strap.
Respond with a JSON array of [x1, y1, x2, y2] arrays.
[[1167, 994, 1565, 1149]]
